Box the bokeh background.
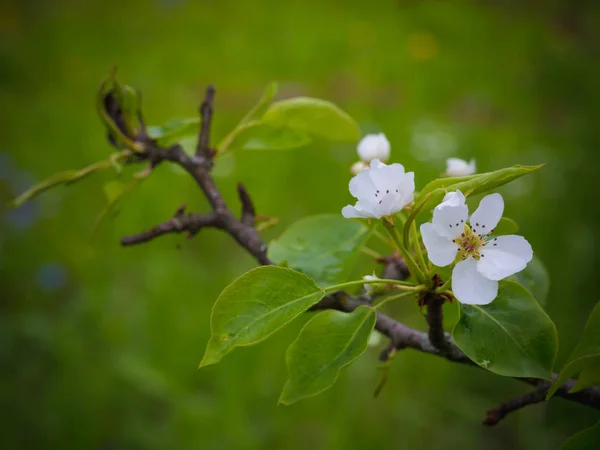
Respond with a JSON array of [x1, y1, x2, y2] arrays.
[[1, 0, 599, 448]]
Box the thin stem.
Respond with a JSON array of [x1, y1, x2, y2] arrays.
[[360, 247, 383, 259], [382, 220, 427, 284], [373, 291, 417, 310], [411, 220, 427, 271], [435, 277, 453, 294], [323, 279, 424, 295]]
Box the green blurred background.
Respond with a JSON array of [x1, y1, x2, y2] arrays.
[[1, 0, 599, 448]]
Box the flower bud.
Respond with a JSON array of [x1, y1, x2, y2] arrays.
[[445, 158, 476, 177], [357, 133, 391, 162]]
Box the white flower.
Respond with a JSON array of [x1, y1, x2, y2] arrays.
[[357, 133, 391, 162], [342, 159, 415, 219], [445, 158, 476, 177], [350, 161, 369, 175], [420, 190, 533, 305]]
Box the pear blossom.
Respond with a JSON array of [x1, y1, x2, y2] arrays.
[[445, 158, 476, 177], [357, 133, 391, 162], [342, 159, 415, 219], [350, 161, 369, 175], [420, 190, 533, 305]]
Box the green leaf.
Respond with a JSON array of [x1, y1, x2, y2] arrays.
[[559, 421, 600, 450], [416, 165, 543, 215], [575, 358, 600, 391], [148, 117, 200, 147], [226, 122, 311, 151], [279, 306, 376, 405], [509, 255, 550, 306], [453, 280, 557, 379], [493, 217, 519, 235], [199, 266, 325, 367], [547, 301, 600, 398], [239, 82, 278, 125], [267, 215, 371, 287], [262, 97, 360, 142]]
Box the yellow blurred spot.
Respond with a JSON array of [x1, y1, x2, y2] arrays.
[[407, 32, 438, 61]]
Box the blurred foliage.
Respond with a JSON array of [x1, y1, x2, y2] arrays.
[[1, 0, 600, 449]]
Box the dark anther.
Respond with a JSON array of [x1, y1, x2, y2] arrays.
[[456, 223, 459, 226], [476, 223, 480, 226], [449, 224, 452, 227], [482, 225, 486, 228], [386, 190, 389, 193]]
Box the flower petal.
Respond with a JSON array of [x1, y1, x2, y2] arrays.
[[452, 258, 499, 305], [349, 168, 376, 199], [342, 201, 375, 219], [469, 193, 504, 235], [432, 190, 468, 239], [478, 235, 533, 280], [420, 222, 458, 267]]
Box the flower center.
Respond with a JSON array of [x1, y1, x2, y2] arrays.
[[374, 188, 400, 205], [453, 224, 487, 260]]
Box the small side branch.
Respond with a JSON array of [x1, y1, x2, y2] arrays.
[[196, 85, 216, 159], [237, 183, 256, 226], [121, 206, 219, 246], [483, 385, 548, 426]]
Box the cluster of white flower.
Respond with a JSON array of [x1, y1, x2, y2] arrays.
[[342, 133, 532, 306]]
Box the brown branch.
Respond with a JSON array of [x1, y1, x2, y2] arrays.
[[196, 84, 216, 159], [424, 295, 452, 353], [237, 183, 256, 226], [121, 206, 219, 246], [119, 82, 600, 419], [311, 293, 600, 412], [483, 385, 548, 426]]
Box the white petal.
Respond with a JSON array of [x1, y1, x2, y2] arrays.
[[357, 133, 391, 162], [468, 159, 476, 173], [478, 235, 533, 280], [442, 190, 467, 205], [469, 193, 504, 235], [349, 168, 376, 199], [452, 258, 499, 305], [420, 222, 458, 267], [342, 201, 376, 219], [432, 190, 468, 239]]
